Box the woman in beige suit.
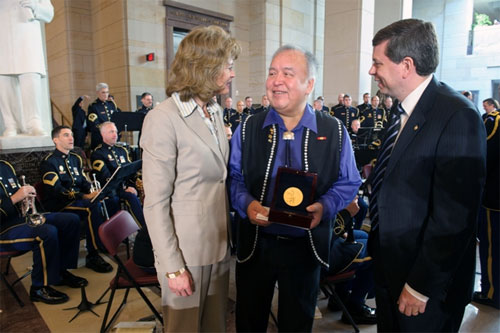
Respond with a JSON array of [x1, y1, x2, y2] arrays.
[[140, 26, 240, 332]]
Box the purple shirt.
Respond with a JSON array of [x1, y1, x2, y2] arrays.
[[229, 105, 361, 237]]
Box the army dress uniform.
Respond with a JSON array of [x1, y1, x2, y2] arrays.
[[91, 143, 146, 228], [332, 106, 359, 129], [137, 104, 152, 115], [223, 107, 236, 126], [40, 149, 107, 258], [475, 110, 500, 308], [228, 112, 247, 132], [360, 106, 386, 129], [357, 102, 371, 115], [0, 160, 81, 294], [87, 98, 120, 149]]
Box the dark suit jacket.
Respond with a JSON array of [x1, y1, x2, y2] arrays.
[[372, 76, 486, 309]]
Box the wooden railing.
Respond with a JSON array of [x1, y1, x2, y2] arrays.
[[50, 99, 72, 127]]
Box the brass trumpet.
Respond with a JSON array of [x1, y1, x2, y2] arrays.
[[20, 175, 46, 227], [89, 173, 102, 193]]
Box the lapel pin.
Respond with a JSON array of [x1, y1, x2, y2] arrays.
[[414, 125, 419, 131]]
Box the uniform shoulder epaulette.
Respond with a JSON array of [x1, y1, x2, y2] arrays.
[[0, 160, 16, 175], [43, 152, 54, 161], [93, 144, 103, 152], [490, 110, 499, 117], [70, 151, 83, 165]]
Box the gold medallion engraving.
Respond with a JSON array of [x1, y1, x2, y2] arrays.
[[283, 187, 303, 207]]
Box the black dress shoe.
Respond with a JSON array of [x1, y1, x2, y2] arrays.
[[341, 303, 377, 325], [30, 286, 69, 304], [472, 291, 500, 309], [56, 270, 88, 288], [86, 254, 113, 273]]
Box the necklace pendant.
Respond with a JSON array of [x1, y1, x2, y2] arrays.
[[283, 131, 295, 140]]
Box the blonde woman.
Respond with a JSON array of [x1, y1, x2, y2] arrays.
[[141, 26, 240, 332]]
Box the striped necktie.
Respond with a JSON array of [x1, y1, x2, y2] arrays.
[[369, 103, 405, 231]]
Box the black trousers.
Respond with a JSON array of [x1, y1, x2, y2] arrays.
[[235, 235, 321, 332], [372, 231, 465, 332], [375, 283, 465, 332]]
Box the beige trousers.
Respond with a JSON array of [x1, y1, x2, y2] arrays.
[[161, 252, 230, 332]]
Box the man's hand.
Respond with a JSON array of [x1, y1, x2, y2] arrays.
[[247, 200, 271, 227], [306, 202, 323, 229], [345, 196, 360, 217], [398, 287, 427, 316], [167, 270, 194, 297], [82, 191, 99, 200], [11, 185, 36, 204], [125, 186, 138, 196]]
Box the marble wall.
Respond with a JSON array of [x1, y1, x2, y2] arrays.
[[413, 0, 500, 109], [45, 0, 328, 121]]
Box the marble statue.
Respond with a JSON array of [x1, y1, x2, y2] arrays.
[[0, 0, 54, 137]]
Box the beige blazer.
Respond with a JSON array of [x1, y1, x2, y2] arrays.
[[141, 95, 230, 275]]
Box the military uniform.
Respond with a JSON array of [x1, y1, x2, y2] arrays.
[[91, 143, 145, 228], [87, 98, 119, 149], [476, 110, 500, 308], [223, 107, 236, 126], [136, 105, 152, 115], [332, 106, 359, 129], [228, 112, 247, 131], [40, 149, 105, 255], [243, 106, 255, 115], [253, 105, 269, 115], [1, 160, 80, 288], [357, 102, 371, 115], [360, 106, 386, 128], [71, 96, 87, 148], [325, 209, 375, 324]]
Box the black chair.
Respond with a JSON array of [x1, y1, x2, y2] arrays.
[[320, 270, 360, 333], [0, 250, 32, 307], [96, 210, 162, 332]]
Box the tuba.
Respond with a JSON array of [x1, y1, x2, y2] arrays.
[[20, 175, 46, 227]]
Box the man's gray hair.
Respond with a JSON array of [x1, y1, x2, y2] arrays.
[[99, 121, 115, 134], [272, 45, 318, 79], [96, 82, 109, 92]]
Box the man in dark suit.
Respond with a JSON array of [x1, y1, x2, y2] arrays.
[[368, 19, 486, 332]]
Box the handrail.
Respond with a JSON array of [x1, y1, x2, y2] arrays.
[[50, 99, 72, 127]]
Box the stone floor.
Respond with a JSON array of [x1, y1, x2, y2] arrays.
[[1, 240, 498, 332]]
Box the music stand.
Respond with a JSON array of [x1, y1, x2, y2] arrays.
[[111, 112, 145, 132], [91, 160, 142, 203]]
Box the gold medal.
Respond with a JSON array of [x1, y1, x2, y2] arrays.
[[283, 187, 303, 207]]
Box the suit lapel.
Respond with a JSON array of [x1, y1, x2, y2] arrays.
[[183, 108, 226, 166], [385, 78, 437, 177]]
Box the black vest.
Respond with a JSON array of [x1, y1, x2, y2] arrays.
[[236, 110, 343, 268]]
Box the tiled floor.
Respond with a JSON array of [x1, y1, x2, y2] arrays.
[[1, 241, 498, 332]]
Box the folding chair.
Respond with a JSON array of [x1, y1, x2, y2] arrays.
[[96, 210, 162, 332], [0, 250, 32, 307], [320, 270, 360, 333]]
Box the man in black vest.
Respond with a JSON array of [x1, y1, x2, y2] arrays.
[[229, 45, 361, 332]]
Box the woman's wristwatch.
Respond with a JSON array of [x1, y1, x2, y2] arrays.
[[166, 267, 186, 279]]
